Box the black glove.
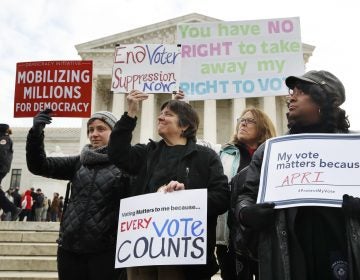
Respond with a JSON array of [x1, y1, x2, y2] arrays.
[[32, 109, 52, 135], [240, 202, 275, 230], [342, 194, 360, 218]]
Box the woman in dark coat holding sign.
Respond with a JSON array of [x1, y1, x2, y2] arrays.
[[108, 90, 229, 280], [26, 109, 128, 280], [236, 70, 360, 280]]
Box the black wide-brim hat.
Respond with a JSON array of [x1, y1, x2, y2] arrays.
[[285, 70, 345, 105]]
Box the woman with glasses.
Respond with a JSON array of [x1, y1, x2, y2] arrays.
[[216, 108, 276, 280], [236, 70, 360, 280]]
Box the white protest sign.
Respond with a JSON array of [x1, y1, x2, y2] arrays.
[[257, 134, 360, 208], [111, 44, 182, 93], [115, 189, 207, 268], [177, 17, 304, 100]]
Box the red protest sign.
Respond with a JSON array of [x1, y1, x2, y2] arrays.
[[14, 60, 93, 118]]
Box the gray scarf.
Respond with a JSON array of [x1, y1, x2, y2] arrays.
[[80, 144, 109, 165]]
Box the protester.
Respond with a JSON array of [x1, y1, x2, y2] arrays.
[[19, 189, 33, 221], [49, 192, 60, 222], [0, 123, 13, 184], [41, 195, 49, 221], [34, 188, 44, 221], [108, 90, 229, 280], [58, 196, 64, 221], [26, 109, 128, 280], [0, 124, 21, 220], [236, 70, 360, 279], [12, 186, 22, 208], [217, 108, 276, 280], [1, 187, 15, 220]]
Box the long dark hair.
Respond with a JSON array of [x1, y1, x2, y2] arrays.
[[288, 82, 350, 133]]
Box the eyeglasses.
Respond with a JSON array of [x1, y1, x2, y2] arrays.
[[238, 117, 257, 126], [288, 88, 305, 97]]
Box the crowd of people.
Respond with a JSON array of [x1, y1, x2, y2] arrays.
[[0, 186, 63, 222], [1, 70, 359, 280]]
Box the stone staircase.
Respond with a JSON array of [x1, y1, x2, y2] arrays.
[[0, 222, 222, 280], [0, 221, 59, 280]]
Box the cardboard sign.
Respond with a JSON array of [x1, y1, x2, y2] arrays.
[[14, 60, 92, 117], [111, 44, 181, 93], [177, 17, 304, 100], [115, 189, 207, 268], [258, 134, 360, 208]]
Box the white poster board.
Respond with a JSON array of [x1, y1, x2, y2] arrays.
[[115, 189, 207, 268], [177, 17, 304, 100], [257, 134, 360, 208], [111, 44, 182, 93]]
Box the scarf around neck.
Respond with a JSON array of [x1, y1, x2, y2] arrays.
[[80, 144, 109, 165]]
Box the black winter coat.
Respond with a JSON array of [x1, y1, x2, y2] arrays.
[[108, 113, 230, 279], [26, 129, 128, 254], [0, 133, 13, 175], [237, 140, 360, 280]]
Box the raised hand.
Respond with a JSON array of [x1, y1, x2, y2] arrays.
[[32, 109, 53, 135], [173, 89, 185, 100], [127, 90, 149, 118]]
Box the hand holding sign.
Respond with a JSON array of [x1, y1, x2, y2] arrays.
[[157, 180, 185, 193], [342, 194, 360, 218], [240, 202, 275, 230], [126, 90, 149, 118], [32, 109, 53, 135]]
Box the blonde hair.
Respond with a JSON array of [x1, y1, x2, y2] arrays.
[[231, 108, 276, 146]]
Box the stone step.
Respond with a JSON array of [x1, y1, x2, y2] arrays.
[[0, 231, 59, 243], [0, 271, 58, 280], [0, 222, 60, 232], [0, 242, 57, 256], [0, 256, 57, 272]]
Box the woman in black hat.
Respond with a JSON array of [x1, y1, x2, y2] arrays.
[[236, 70, 360, 280]]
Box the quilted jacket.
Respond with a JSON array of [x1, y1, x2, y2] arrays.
[[26, 129, 128, 253]]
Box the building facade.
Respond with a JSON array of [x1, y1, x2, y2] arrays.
[[1, 127, 81, 199], [2, 13, 314, 198], [75, 13, 315, 146]]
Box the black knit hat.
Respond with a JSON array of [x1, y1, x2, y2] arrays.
[[0, 123, 9, 133], [285, 70, 345, 105], [87, 111, 117, 131]]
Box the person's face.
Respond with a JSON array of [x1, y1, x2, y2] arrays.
[[157, 107, 185, 140], [287, 87, 320, 125], [236, 111, 259, 147], [88, 119, 112, 148]]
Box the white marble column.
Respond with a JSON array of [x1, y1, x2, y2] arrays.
[[262, 96, 277, 129], [140, 94, 155, 143], [111, 93, 125, 119], [79, 75, 98, 149], [232, 98, 246, 132], [203, 99, 217, 143]]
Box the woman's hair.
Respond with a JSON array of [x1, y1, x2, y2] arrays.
[[160, 100, 199, 141], [231, 108, 277, 146], [289, 82, 350, 133]]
